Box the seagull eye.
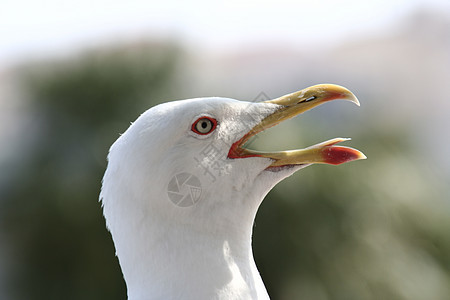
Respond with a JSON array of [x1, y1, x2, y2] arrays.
[[192, 117, 217, 135]]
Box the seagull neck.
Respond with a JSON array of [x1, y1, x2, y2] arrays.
[[105, 169, 271, 299], [119, 211, 267, 299]]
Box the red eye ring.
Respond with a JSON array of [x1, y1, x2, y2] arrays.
[[191, 116, 217, 135]]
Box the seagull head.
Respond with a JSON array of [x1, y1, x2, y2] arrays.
[[100, 84, 365, 299]]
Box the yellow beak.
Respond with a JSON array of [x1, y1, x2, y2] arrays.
[[228, 84, 366, 167]]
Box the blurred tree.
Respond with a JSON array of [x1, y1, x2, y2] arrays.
[[0, 41, 180, 299]]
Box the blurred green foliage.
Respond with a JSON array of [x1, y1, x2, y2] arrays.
[[1, 41, 449, 300]]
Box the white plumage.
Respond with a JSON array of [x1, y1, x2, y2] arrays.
[[100, 85, 365, 299]]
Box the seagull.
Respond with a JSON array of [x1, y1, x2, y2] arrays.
[[100, 84, 366, 300]]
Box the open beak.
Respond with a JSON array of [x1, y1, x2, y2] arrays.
[[228, 84, 367, 167]]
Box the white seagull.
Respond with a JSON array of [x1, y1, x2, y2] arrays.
[[100, 84, 366, 300]]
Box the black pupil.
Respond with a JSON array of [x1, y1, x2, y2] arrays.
[[201, 121, 208, 129]]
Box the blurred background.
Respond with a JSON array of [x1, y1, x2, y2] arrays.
[[1, 0, 450, 299]]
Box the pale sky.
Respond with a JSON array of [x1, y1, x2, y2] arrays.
[[1, 0, 449, 67]]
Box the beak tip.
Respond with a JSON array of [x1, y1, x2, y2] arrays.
[[352, 96, 361, 107], [358, 152, 368, 161], [320, 84, 360, 107]]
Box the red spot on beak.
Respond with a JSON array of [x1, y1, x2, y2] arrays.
[[321, 146, 364, 165]]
